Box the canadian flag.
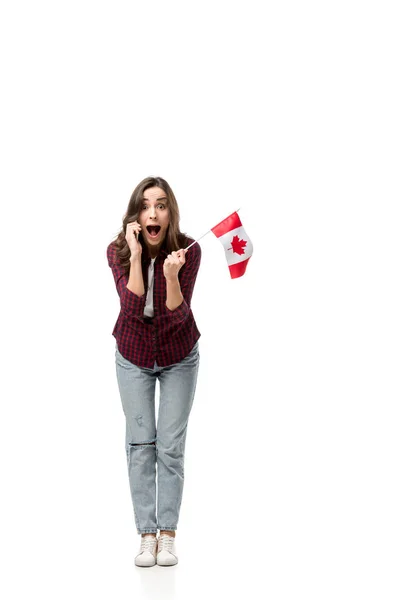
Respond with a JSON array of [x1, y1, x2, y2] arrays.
[[211, 211, 253, 279]]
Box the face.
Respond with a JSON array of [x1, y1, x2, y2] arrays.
[[138, 186, 170, 257]]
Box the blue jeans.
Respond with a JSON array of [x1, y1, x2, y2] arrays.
[[115, 342, 200, 534]]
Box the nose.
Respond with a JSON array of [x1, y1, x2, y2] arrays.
[[149, 206, 157, 219]]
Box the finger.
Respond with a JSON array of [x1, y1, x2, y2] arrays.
[[128, 225, 141, 238]]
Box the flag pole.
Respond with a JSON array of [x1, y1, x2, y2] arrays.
[[184, 230, 210, 252], [184, 207, 241, 253]]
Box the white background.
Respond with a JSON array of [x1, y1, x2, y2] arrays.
[[1, 1, 399, 598]]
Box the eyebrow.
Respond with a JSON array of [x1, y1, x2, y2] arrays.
[[142, 197, 167, 202]]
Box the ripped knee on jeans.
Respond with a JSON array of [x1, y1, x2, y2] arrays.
[[131, 442, 155, 446], [129, 437, 156, 447]]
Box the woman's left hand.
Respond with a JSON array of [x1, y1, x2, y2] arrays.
[[163, 249, 186, 280]]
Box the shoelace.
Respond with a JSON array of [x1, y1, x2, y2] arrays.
[[140, 537, 157, 553], [157, 535, 175, 553]]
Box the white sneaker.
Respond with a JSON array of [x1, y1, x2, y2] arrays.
[[135, 535, 158, 567], [157, 534, 178, 566]]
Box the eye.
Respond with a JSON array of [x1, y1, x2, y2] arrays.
[[158, 204, 166, 209]]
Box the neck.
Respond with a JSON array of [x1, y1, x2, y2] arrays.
[[147, 242, 163, 259]]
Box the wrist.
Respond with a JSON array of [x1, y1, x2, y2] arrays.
[[165, 274, 179, 283]]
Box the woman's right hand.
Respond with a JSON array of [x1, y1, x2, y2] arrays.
[[125, 221, 142, 260]]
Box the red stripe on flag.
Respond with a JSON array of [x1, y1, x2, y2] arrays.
[[211, 211, 242, 238], [228, 258, 251, 279]]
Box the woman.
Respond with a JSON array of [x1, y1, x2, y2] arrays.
[[107, 176, 201, 567]]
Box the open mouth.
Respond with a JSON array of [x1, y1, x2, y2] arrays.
[[146, 225, 161, 239]]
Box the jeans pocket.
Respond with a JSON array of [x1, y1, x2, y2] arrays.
[[115, 346, 134, 369], [183, 341, 200, 365]]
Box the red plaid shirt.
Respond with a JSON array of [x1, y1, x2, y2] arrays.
[[107, 240, 201, 368]]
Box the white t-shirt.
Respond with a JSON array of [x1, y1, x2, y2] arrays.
[[143, 258, 156, 318]]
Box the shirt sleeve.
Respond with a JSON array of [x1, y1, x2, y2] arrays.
[[107, 242, 146, 322], [165, 241, 201, 324]]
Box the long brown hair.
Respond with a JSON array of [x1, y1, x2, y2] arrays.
[[111, 176, 189, 273]]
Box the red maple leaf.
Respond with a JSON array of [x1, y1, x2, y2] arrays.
[[229, 235, 247, 255]]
